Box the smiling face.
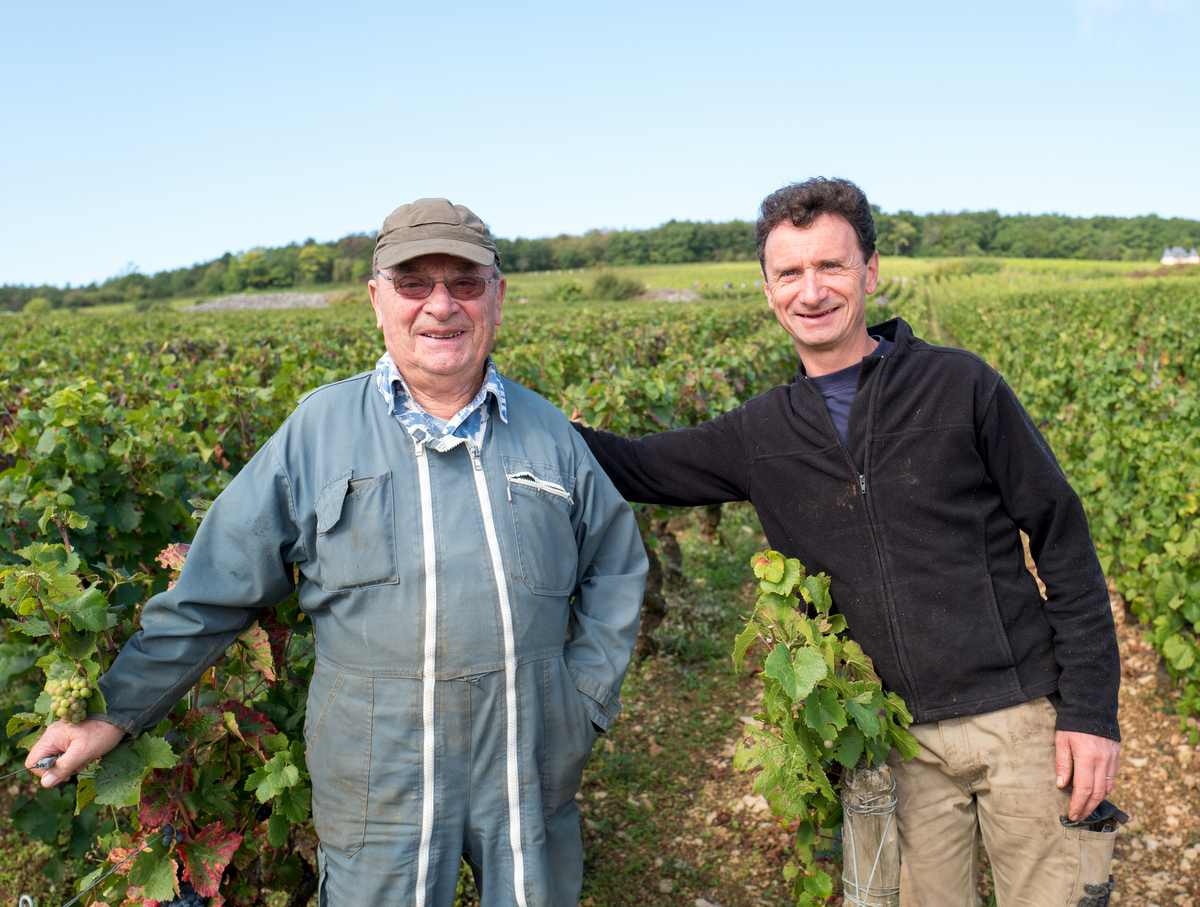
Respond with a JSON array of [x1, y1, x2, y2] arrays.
[[368, 253, 505, 416], [761, 214, 880, 376]]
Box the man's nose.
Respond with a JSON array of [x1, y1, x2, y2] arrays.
[[423, 281, 458, 315], [795, 271, 825, 306]]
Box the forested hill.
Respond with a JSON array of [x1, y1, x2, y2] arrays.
[[6, 208, 1199, 311]]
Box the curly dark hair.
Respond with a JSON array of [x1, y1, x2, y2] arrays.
[[755, 177, 876, 269]]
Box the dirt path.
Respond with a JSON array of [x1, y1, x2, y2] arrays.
[[1107, 582, 1200, 907]]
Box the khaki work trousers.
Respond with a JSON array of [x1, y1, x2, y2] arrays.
[[885, 698, 1117, 907]]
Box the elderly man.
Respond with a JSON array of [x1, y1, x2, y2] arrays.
[[30, 198, 648, 907], [574, 178, 1122, 905]]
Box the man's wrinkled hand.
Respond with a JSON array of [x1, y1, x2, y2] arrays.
[[1055, 730, 1121, 821], [26, 719, 126, 787]]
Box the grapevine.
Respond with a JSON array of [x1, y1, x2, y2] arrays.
[[1, 505, 316, 905], [733, 550, 918, 906]]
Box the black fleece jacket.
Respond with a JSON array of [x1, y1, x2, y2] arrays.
[[575, 318, 1120, 740]]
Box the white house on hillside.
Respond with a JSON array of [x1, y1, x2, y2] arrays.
[[1161, 246, 1200, 265]]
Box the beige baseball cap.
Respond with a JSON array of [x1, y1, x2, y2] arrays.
[[373, 198, 499, 271]]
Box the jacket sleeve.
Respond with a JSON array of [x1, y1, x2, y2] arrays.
[[978, 378, 1121, 741], [561, 440, 649, 731], [571, 408, 754, 506], [96, 438, 305, 736]]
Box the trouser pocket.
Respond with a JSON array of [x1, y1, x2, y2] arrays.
[[1063, 827, 1116, 906], [539, 657, 598, 821], [307, 668, 372, 856]]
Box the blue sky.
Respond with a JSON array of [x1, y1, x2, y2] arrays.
[[2, 0, 1197, 287]]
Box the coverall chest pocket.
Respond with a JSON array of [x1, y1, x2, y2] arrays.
[[315, 471, 399, 592], [503, 456, 577, 597]]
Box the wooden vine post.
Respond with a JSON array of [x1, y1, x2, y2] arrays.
[[841, 759, 900, 907]]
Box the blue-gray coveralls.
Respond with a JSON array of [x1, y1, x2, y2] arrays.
[[95, 371, 649, 907]]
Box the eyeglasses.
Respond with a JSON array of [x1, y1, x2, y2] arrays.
[[379, 272, 498, 300]]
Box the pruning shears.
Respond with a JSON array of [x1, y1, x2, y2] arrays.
[[0, 755, 58, 783]]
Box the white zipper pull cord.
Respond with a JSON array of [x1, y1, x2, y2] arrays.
[[505, 472, 573, 505]]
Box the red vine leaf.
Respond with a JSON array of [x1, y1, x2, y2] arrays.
[[137, 784, 173, 829], [106, 845, 140, 872], [258, 610, 291, 688], [170, 706, 227, 749], [155, 543, 190, 573], [219, 701, 277, 761], [121, 886, 164, 907], [178, 821, 242, 897], [237, 621, 276, 683]]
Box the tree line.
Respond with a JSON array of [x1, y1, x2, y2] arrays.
[[872, 209, 1198, 261], [6, 209, 1199, 311], [4, 234, 377, 312]]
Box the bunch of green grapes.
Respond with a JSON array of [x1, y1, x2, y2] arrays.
[[47, 674, 93, 724]]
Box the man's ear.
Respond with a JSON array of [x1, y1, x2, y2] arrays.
[[494, 276, 506, 326], [761, 268, 775, 311], [865, 252, 880, 296], [368, 279, 385, 330]]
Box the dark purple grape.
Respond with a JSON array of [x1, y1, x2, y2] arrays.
[[161, 879, 205, 906]]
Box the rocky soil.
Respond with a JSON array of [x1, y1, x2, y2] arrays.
[[640, 288, 703, 303], [180, 292, 330, 312], [1106, 583, 1200, 907]]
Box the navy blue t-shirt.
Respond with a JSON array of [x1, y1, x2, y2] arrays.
[[808, 336, 893, 445]]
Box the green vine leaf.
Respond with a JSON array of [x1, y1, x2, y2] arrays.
[[267, 809, 291, 848], [133, 734, 178, 770], [844, 694, 884, 738], [834, 726, 867, 769], [732, 618, 761, 669], [886, 690, 914, 725], [75, 777, 97, 815], [840, 637, 875, 680], [889, 724, 921, 761], [752, 551, 786, 584], [6, 712, 42, 738], [275, 783, 311, 823], [801, 573, 832, 610], [56, 585, 111, 632], [803, 687, 848, 739], [127, 842, 178, 901], [92, 742, 146, 808], [758, 559, 804, 596], [803, 870, 834, 900], [245, 753, 301, 802], [763, 644, 827, 702]]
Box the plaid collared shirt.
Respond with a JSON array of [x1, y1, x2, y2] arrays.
[[373, 352, 508, 451]]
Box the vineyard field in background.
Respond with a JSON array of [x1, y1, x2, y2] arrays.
[[2, 263, 1198, 904]]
